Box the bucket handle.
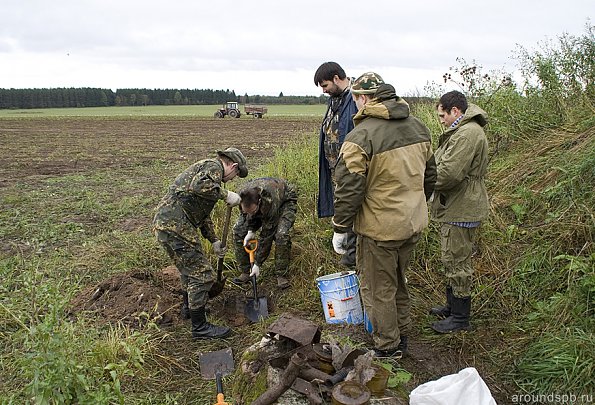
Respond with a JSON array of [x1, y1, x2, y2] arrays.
[[320, 289, 359, 301], [318, 276, 361, 301]]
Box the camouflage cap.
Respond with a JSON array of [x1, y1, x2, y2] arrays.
[[217, 147, 248, 178], [351, 72, 385, 95]]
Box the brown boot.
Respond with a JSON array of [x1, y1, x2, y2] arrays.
[[232, 271, 251, 285]]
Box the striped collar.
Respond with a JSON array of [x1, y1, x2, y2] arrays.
[[450, 114, 464, 128]]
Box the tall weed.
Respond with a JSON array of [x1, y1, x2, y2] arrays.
[[415, 23, 594, 397]]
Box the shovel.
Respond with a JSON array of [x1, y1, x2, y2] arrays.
[[199, 347, 234, 405], [208, 205, 233, 299], [244, 239, 269, 322]]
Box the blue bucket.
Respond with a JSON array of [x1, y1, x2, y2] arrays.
[[316, 271, 363, 325]]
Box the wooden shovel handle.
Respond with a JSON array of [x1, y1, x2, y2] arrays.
[[220, 206, 232, 249], [216, 206, 233, 281]]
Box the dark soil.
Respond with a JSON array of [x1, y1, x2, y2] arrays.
[[68, 264, 278, 328]]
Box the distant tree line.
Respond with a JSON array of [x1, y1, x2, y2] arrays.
[[0, 87, 431, 109], [0, 87, 329, 109], [240, 92, 327, 105]]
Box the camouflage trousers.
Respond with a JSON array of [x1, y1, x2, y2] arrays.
[[233, 209, 295, 277], [440, 223, 477, 297], [155, 229, 214, 310], [358, 233, 421, 350]]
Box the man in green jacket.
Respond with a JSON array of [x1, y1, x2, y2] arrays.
[[153, 147, 248, 339], [332, 72, 436, 358], [232, 177, 298, 289], [429, 90, 489, 333]]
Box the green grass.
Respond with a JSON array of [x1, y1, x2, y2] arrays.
[[1, 111, 594, 403], [0, 104, 327, 118]]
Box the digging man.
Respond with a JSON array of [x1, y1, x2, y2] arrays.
[[232, 177, 298, 289], [152, 147, 248, 339]]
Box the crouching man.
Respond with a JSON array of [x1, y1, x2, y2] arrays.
[[232, 177, 297, 289]]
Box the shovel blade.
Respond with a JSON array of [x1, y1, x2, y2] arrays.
[[199, 347, 234, 380], [208, 277, 227, 299], [245, 297, 269, 322]]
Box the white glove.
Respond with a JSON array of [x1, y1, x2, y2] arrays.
[[249, 263, 260, 278], [212, 240, 227, 258], [332, 232, 348, 255], [243, 230, 257, 246], [225, 191, 241, 206]]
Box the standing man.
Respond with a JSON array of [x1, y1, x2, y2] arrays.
[[314, 62, 359, 267], [429, 90, 489, 334], [232, 177, 298, 289], [153, 147, 248, 339], [332, 72, 436, 358]]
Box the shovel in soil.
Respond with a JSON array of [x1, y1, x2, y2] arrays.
[[199, 347, 234, 405], [244, 239, 269, 322], [208, 206, 233, 299]]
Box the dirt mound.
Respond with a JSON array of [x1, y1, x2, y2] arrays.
[[69, 265, 266, 328], [69, 266, 184, 327]]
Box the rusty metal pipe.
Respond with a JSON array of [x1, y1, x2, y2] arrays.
[[252, 352, 308, 405], [325, 366, 353, 387], [298, 364, 333, 382]]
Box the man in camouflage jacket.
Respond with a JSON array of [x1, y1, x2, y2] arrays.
[[332, 72, 436, 358], [153, 147, 247, 339], [232, 177, 297, 289], [429, 90, 489, 334]]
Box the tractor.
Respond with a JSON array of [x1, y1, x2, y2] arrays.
[[214, 101, 241, 118]]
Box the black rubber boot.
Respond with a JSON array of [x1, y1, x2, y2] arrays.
[[190, 307, 231, 339], [180, 291, 190, 320], [374, 346, 403, 359], [431, 296, 471, 333], [374, 335, 408, 359], [397, 335, 408, 356], [429, 286, 453, 318]]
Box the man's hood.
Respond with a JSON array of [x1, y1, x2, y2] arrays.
[[353, 84, 410, 124], [460, 103, 488, 127]]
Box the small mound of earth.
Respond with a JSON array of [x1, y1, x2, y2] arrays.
[[69, 265, 260, 328], [69, 266, 184, 327]]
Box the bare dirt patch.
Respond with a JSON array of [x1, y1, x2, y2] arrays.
[[68, 264, 284, 329], [0, 116, 317, 187]]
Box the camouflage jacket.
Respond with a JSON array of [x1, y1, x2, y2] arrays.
[[332, 84, 436, 241], [153, 158, 230, 243], [431, 103, 489, 222], [317, 86, 358, 218], [240, 177, 298, 263]]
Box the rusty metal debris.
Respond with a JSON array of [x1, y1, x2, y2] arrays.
[[244, 313, 390, 404], [252, 352, 308, 405], [267, 312, 321, 346]]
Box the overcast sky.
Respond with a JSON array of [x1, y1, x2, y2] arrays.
[[1, 0, 592, 96]]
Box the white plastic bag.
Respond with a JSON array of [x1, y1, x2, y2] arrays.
[[409, 367, 497, 405]]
